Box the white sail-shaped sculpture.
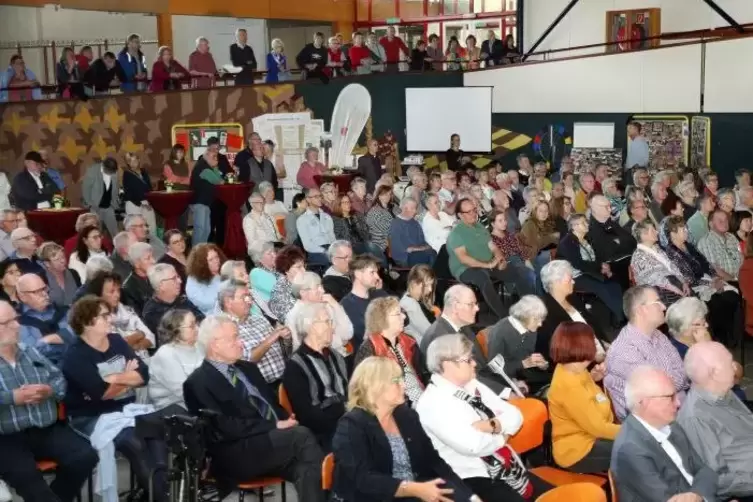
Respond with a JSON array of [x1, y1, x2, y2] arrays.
[[329, 83, 372, 168]]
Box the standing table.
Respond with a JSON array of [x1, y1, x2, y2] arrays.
[[26, 207, 87, 244], [146, 190, 193, 231], [313, 173, 355, 194], [214, 182, 254, 258]]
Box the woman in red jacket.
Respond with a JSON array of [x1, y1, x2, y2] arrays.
[[326, 36, 347, 78], [349, 32, 372, 73], [149, 46, 188, 92]]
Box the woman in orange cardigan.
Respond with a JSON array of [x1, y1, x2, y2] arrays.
[[547, 321, 620, 474]]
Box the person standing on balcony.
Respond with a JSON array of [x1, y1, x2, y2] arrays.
[[230, 28, 257, 86], [426, 34, 444, 70], [349, 32, 373, 74], [366, 32, 387, 72], [56, 47, 82, 99], [83, 52, 125, 95], [625, 120, 650, 183], [76, 46, 93, 72], [149, 46, 188, 92], [189, 36, 217, 89], [117, 33, 147, 93], [266, 38, 291, 83], [379, 26, 409, 71], [480, 30, 504, 67], [296, 32, 328, 81], [0, 55, 41, 103]]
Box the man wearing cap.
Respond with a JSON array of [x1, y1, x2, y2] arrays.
[[10, 151, 58, 211]]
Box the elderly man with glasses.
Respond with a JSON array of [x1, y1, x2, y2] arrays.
[[142, 263, 204, 337], [0, 209, 21, 260], [296, 187, 336, 267], [243, 191, 282, 258], [16, 273, 77, 366], [9, 227, 45, 278]]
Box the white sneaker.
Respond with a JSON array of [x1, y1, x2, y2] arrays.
[[0, 480, 12, 502]]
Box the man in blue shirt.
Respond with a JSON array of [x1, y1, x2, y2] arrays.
[[626, 120, 650, 183], [0, 300, 97, 502], [388, 197, 436, 266], [296, 188, 336, 267], [116, 34, 147, 93]]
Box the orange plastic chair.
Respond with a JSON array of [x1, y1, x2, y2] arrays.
[[476, 328, 489, 359], [534, 482, 607, 501], [275, 216, 286, 239], [344, 341, 354, 355], [37, 460, 58, 472], [322, 453, 335, 490], [608, 470, 618, 501], [507, 397, 548, 454], [431, 306, 441, 318], [628, 265, 636, 286], [530, 466, 607, 489], [278, 385, 293, 415]]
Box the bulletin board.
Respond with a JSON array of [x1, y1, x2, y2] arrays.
[[171, 123, 245, 164], [631, 115, 689, 174], [690, 116, 711, 171]]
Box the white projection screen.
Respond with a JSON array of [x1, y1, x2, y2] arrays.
[[405, 87, 492, 152]]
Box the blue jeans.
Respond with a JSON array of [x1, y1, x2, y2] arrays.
[[574, 275, 626, 323], [191, 204, 211, 246], [508, 256, 537, 294], [533, 250, 552, 294], [353, 241, 388, 267], [307, 252, 331, 267]]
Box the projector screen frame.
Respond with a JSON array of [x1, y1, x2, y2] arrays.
[[404, 86, 494, 154]]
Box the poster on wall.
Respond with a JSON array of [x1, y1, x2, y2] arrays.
[[690, 116, 711, 171], [631, 115, 689, 175], [571, 148, 624, 178], [171, 123, 244, 164]]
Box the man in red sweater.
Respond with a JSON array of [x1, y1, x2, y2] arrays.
[[379, 26, 409, 69], [349, 32, 373, 73]]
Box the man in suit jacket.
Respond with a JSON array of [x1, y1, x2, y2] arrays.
[[80, 157, 120, 238], [183, 314, 325, 501], [420, 284, 516, 397], [611, 366, 717, 502], [480, 30, 504, 67], [10, 151, 58, 211]]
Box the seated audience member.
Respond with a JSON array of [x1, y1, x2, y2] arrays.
[[678, 342, 753, 500], [269, 245, 307, 323], [518, 186, 542, 227], [366, 185, 397, 252], [520, 200, 559, 277], [62, 295, 169, 502], [742, 233, 753, 337], [354, 296, 429, 406], [185, 243, 226, 315], [421, 193, 456, 253], [183, 314, 325, 499], [158, 229, 188, 291], [588, 194, 637, 290], [220, 260, 249, 286], [297, 188, 336, 266], [697, 209, 744, 281], [243, 192, 283, 257], [332, 194, 383, 260], [488, 208, 537, 292], [447, 199, 514, 318], [286, 271, 352, 354], [573, 172, 596, 214], [675, 180, 699, 220], [536, 261, 608, 365], [348, 176, 372, 215], [282, 302, 348, 450], [548, 322, 619, 474], [322, 240, 353, 302], [0, 301, 97, 502], [219, 280, 292, 387], [649, 180, 671, 223], [73, 256, 113, 301], [296, 146, 327, 190], [549, 195, 573, 235], [68, 225, 106, 283], [422, 285, 517, 396], [124, 214, 166, 260], [38, 242, 79, 308], [0, 209, 20, 261], [557, 213, 625, 323], [285, 192, 307, 245], [0, 259, 21, 309], [487, 295, 551, 394], [703, 171, 719, 199], [717, 188, 737, 216], [400, 265, 438, 344], [732, 210, 752, 253], [258, 181, 287, 217], [320, 182, 339, 215], [605, 286, 689, 421], [148, 309, 203, 410], [111, 231, 136, 281], [389, 197, 436, 266], [631, 220, 690, 306], [17, 273, 76, 366], [417, 334, 552, 501], [340, 254, 388, 348], [436, 171, 458, 213], [687, 191, 716, 245], [249, 242, 279, 304], [143, 263, 204, 337], [10, 227, 44, 277], [663, 215, 740, 345], [331, 356, 475, 502], [121, 242, 156, 314], [611, 366, 718, 502], [63, 212, 113, 258], [621, 193, 652, 233]]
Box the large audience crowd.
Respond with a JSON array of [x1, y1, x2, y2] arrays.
[[0, 123, 753, 502]]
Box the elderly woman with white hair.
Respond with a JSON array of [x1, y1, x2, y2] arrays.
[[121, 242, 156, 314], [675, 179, 698, 220], [188, 36, 217, 89], [416, 334, 553, 501], [258, 181, 287, 217], [631, 219, 690, 307], [242, 191, 283, 257], [487, 295, 551, 394], [285, 271, 353, 356], [536, 260, 610, 365], [249, 242, 278, 302], [281, 302, 348, 450], [266, 38, 291, 83]]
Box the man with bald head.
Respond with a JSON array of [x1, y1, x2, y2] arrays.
[[611, 366, 717, 502], [16, 273, 76, 366], [677, 342, 753, 500]]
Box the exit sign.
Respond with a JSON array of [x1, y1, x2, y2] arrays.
[[386, 17, 401, 24]]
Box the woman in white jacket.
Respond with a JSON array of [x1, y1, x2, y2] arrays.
[[416, 334, 553, 501], [421, 193, 455, 253]]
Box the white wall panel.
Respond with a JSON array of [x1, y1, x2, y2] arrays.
[[703, 37, 753, 112], [464, 44, 701, 113], [171, 16, 268, 72]]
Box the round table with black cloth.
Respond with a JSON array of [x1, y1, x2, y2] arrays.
[[215, 182, 254, 258], [26, 207, 87, 244], [146, 190, 193, 231], [314, 173, 355, 194]]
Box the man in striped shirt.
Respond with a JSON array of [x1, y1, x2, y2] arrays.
[[0, 300, 97, 501]]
